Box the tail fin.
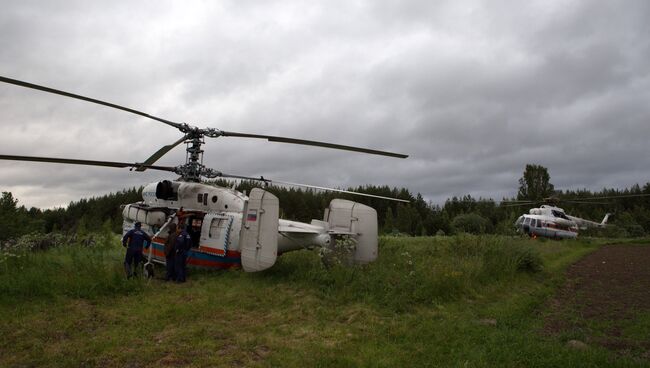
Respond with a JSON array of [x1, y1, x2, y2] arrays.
[[600, 213, 611, 226], [240, 189, 279, 272], [325, 199, 378, 264]]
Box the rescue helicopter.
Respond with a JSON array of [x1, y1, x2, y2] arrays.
[[0, 75, 409, 272], [512, 203, 610, 240], [507, 193, 650, 239]]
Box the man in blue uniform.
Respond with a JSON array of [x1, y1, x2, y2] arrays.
[[122, 222, 152, 278], [174, 224, 193, 283]]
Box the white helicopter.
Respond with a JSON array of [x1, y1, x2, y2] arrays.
[[0, 76, 409, 272], [513, 204, 610, 240], [511, 192, 650, 240]]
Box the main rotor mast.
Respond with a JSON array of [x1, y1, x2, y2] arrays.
[[174, 126, 224, 182]]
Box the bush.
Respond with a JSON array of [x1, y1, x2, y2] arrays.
[[451, 213, 490, 234], [0, 232, 141, 303]]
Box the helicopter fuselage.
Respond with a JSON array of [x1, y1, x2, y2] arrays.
[[514, 205, 609, 240], [515, 205, 579, 239], [123, 180, 378, 272]]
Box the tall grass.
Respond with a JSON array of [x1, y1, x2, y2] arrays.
[[259, 235, 543, 312], [0, 233, 142, 304]]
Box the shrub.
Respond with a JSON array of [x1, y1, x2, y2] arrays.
[[0, 232, 141, 303], [451, 213, 490, 234]]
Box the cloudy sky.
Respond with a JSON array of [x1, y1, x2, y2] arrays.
[[1, 0, 649, 209]]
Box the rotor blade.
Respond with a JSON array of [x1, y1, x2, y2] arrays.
[[135, 134, 189, 172], [501, 202, 536, 208], [500, 200, 540, 203], [0, 76, 183, 130], [562, 194, 650, 200], [217, 173, 410, 203], [563, 200, 613, 205], [0, 154, 177, 172], [219, 131, 408, 159]]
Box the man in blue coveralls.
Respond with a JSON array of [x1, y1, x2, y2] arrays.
[[174, 224, 193, 283], [122, 222, 151, 278]]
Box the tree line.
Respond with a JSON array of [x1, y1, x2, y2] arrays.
[[1, 165, 649, 242]]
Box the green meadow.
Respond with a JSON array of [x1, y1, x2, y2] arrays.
[[1, 235, 648, 367]]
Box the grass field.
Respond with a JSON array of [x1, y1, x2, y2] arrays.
[[1, 235, 649, 367]]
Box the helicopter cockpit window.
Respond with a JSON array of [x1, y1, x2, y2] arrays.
[[515, 216, 524, 226], [523, 217, 531, 225]]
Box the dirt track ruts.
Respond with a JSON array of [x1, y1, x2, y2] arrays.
[[545, 244, 650, 353]]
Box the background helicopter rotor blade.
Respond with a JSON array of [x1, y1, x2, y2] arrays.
[[0, 154, 177, 172], [216, 172, 410, 203], [219, 131, 409, 158], [501, 202, 536, 207], [0, 76, 184, 130], [564, 193, 650, 200], [562, 200, 614, 205], [135, 134, 189, 172]]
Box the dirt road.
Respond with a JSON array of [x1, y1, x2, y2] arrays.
[[545, 244, 650, 355]]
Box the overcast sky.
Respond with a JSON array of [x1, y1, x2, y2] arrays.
[[1, 0, 649, 209]]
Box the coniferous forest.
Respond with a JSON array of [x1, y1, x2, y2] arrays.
[[1, 164, 649, 242]]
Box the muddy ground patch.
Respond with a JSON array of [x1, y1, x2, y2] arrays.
[[545, 244, 650, 357]]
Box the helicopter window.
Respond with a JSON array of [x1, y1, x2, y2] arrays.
[[212, 195, 218, 203], [203, 193, 208, 205], [523, 218, 531, 225], [197, 193, 203, 203], [209, 217, 231, 238]]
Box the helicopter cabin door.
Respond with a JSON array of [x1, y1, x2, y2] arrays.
[[199, 214, 234, 256], [240, 188, 279, 272]]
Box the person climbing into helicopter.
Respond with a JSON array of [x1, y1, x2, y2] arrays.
[[164, 222, 178, 281], [174, 224, 193, 283], [122, 221, 151, 278]]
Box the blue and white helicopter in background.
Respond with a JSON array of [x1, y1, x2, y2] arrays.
[[513, 203, 610, 240]]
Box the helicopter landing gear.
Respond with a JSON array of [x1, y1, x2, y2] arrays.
[[143, 262, 154, 279]]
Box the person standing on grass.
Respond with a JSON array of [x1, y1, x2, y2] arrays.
[[122, 221, 151, 278], [174, 224, 192, 283], [164, 222, 178, 281]]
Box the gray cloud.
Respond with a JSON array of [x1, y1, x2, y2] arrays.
[[1, 0, 649, 209]]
